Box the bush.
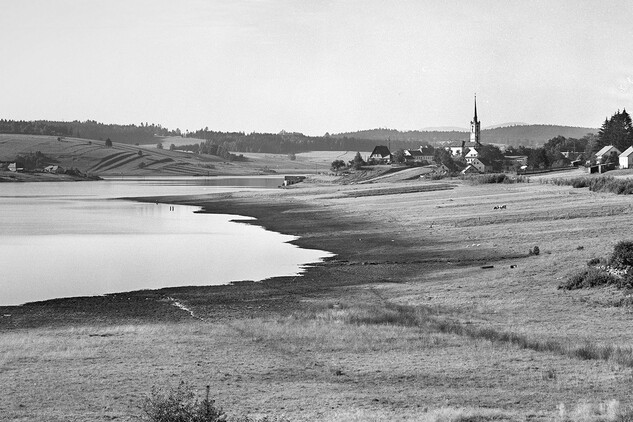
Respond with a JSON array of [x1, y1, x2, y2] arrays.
[[559, 267, 620, 290], [611, 241, 633, 269], [142, 382, 225, 422]]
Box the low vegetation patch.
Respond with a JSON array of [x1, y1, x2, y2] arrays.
[[142, 382, 288, 422], [461, 173, 529, 184], [558, 267, 624, 290], [256, 301, 633, 369], [547, 176, 633, 194], [557, 399, 633, 422]]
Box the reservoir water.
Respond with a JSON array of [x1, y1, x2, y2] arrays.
[[0, 177, 333, 306]]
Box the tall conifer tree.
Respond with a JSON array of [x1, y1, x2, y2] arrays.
[[597, 109, 633, 151]]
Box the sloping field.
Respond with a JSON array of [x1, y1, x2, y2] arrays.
[[0, 135, 331, 176]]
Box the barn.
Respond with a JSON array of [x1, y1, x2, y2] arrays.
[[619, 146, 633, 169]]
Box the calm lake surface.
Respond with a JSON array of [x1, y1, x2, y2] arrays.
[[0, 177, 332, 306]]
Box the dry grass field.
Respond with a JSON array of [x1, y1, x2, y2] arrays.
[[3, 175, 633, 421]]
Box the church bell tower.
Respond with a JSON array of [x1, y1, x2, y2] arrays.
[[470, 94, 481, 146]]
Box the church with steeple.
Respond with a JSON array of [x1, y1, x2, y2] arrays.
[[448, 94, 483, 156]]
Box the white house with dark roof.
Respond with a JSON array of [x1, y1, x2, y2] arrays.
[[464, 148, 479, 163], [369, 145, 392, 164], [619, 146, 633, 169]]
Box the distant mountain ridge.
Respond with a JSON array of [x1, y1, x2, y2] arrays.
[[334, 124, 598, 148]]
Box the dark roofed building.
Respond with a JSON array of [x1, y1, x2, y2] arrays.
[[369, 146, 392, 164]]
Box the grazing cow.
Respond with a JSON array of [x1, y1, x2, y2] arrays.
[[493, 205, 499, 210], [500, 204, 506, 209]]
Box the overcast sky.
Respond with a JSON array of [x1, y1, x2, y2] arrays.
[[1, 0, 632, 135]]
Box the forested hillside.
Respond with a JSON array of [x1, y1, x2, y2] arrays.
[[335, 125, 597, 148], [0, 119, 181, 144]]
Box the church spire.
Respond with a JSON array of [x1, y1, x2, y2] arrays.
[[470, 94, 481, 146]]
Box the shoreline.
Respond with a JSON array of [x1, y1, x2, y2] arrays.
[[0, 179, 479, 327], [0, 184, 379, 326]]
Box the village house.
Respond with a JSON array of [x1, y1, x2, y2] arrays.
[[369, 145, 392, 164], [468, 157, 492, 173], [418, 146, 435, 162], [403, 149, 424, 164], [404, 147, 435, 164], [619, 146, 633, 169], [464, 147, 479, 163], [461, 164, 480, 175]]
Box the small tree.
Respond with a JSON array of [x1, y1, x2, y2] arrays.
[[169, 144, 176, 151], [287, 152, 296, 161], [138, 150, 143, 156], [105, 138, 112, 148], [392, 149, 406, 164], [350, 152, 366, 170], [157, 142, 164, 149], [331, 159, 346, 172]]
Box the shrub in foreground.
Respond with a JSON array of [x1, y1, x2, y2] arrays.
[[559, 267, 620, 290], [142, 382, 225, 422], [142, 382, 289, 422]]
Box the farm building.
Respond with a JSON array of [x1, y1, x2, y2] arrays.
[[619, 147, 633, 169], [595, 145, 621, 163], [369, 146, 392, 164]]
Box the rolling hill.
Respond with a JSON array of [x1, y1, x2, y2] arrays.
[[0, 134, 353, 177]]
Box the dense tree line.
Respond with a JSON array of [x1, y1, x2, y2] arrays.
[[0, 119, 181, 144], [186, 129, 387, 154]]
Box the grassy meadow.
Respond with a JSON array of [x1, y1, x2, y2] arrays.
[[3, 175, 633, 421]]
